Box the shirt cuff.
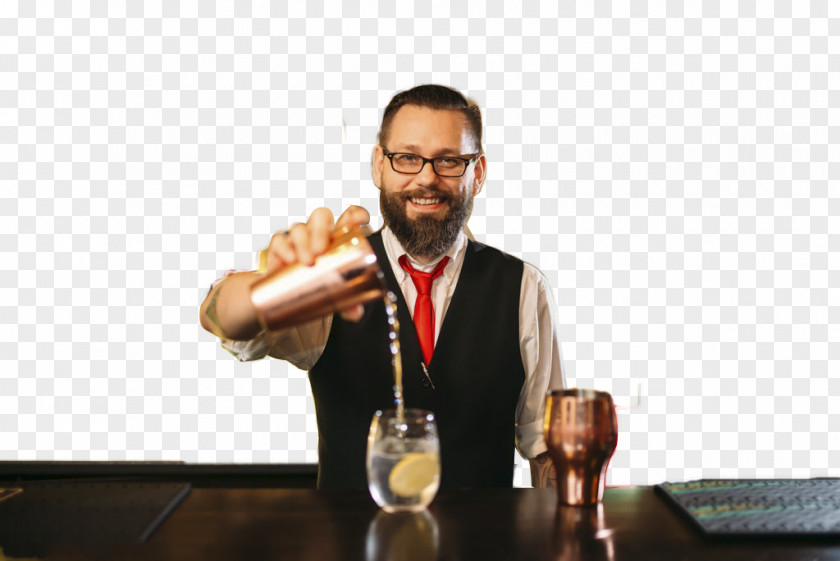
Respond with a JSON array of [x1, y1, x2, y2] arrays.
[[220, 330, 278, 362], [515, 418, 548, 459]]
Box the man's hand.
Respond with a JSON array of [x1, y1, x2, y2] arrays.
[[200, 206, 372, 340], [262, 205, 371, 322], [529, 452, 557, 488]]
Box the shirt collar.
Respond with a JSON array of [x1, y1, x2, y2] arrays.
[[381, 226, 467, 284]]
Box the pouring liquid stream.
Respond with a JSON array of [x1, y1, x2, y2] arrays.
[[384, 291, 404, 423]]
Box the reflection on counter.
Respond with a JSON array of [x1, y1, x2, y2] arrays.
[[552, 504, 615, 561], [0, 545, 41, 561], [365, 510, 439, 561]]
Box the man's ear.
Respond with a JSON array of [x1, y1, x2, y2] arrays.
[[472, 154, 487, 196], [372, 145, 384, 190]]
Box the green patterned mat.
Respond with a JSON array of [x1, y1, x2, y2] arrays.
[[656, 479, 840, 538]]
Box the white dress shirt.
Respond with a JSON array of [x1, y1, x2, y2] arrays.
[[221, 227, 565, 459]]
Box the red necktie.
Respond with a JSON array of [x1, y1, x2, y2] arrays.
[[398, 255, 450, 366]]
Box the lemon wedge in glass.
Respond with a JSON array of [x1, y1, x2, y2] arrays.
[[388, 452, 439, 498]]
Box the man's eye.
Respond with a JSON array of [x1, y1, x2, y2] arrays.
[[436, 158, 459, 167], [395, 154, 420, 164]]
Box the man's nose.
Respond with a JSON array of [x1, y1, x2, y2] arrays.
[[414, 160, 440, 185]]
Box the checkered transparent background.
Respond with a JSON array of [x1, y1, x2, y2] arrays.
[[1, 1, 838, 488]]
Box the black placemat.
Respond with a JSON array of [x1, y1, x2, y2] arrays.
[[655, 479, 840, 538], [0, 480, 191, 556]]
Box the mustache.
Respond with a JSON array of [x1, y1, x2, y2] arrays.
[[400, 188, 452, 201]]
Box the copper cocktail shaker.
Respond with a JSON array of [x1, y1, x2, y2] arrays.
[[544, 389, 618, 506], [250, 225, 387, 331]]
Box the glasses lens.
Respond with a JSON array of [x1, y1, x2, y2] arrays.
[[391, 154, 423, 173], [388, 152, 469, 177], [433, 157, 467, 177]]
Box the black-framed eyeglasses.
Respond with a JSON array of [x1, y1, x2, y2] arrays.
[[380, 147, 479, 177]]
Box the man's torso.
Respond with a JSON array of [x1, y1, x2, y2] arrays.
[[309, 231, 526, 490]]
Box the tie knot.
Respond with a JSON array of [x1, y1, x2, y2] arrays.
[[398, 255, 450, 295]]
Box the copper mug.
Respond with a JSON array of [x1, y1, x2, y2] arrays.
[[544, 389, 618, 506], [250, 225, 387, 331], [552, 504, 615, 561]]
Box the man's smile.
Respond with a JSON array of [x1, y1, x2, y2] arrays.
[[408, 196, 447, 212], [409, 196, 444, 206], [403, 189, 451, 213]]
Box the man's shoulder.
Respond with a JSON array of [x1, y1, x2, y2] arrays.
[[465, 239, 552, 289], [464, 239, 528, 286], [466, 238, 524, 265]]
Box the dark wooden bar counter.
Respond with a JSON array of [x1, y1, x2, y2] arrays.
[[2, 485, 840, 560]]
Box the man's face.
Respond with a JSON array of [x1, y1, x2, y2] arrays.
[[373, 105, 486, 261]]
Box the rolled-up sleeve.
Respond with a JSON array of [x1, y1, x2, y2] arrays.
[[515, 264, 565, 459], [220, 315, 332, 371], [206, 270, 332, 368]]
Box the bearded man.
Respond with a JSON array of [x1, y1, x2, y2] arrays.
[[200, 85, 564, 490]]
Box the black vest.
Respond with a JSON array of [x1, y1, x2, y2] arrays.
[[308, 231, 526, 490]]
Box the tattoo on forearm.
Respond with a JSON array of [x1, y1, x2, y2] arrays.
[[531, 453, 558, 489], [205, 286, 224, 335]]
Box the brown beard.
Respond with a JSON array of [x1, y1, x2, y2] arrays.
[[380, 186, 473, 260]]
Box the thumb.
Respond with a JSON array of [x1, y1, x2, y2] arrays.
[[338, 304, 365, 323], [335, 205, 371, 230]]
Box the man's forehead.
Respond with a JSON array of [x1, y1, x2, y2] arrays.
[[387, 105, 473, 151], [391, 104, 465, 120]]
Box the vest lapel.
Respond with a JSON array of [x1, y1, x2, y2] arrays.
[[428, 240, 478, 369]]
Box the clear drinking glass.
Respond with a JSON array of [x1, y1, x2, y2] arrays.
[[365, 510, 439, 561], [366, 409, 441, 513]]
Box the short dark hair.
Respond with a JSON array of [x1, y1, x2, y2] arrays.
[[378, 84, 483, 153]]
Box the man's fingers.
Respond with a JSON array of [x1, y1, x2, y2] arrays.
[[287, 223, 314, 266], [307, 208, 335, 255], [266, 231, 296, 272], [335, 205, 371, 230], [264, 207, 363, 274]]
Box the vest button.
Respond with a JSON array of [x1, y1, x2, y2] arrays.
[[420, 377, 431, 388]]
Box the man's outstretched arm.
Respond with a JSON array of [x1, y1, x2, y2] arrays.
[[199, 206, 371, 341], [200, 271, 263, 341]]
